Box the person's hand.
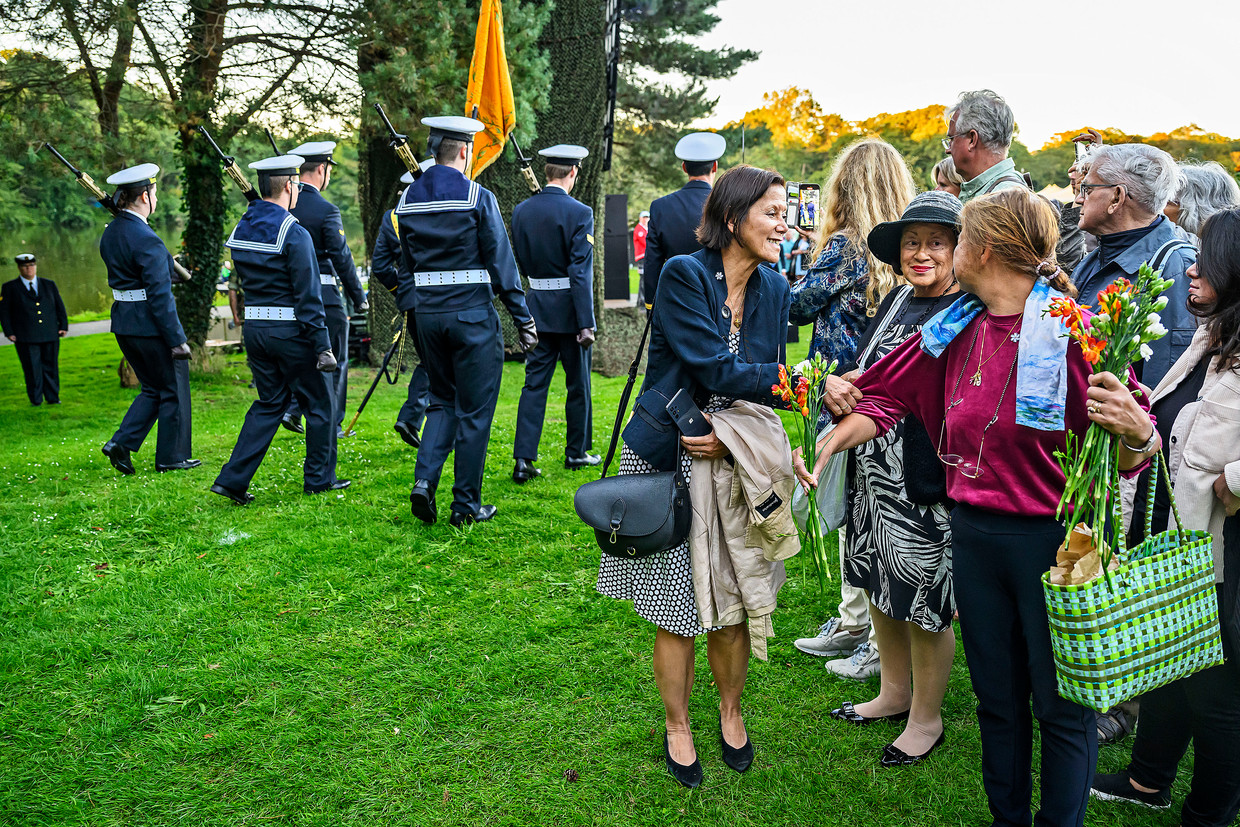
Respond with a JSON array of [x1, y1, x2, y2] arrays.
[[793, 226, 819, 246], [517, 319, 538, 353], [576, 327, 596, 346], [232, 315, 242, 327], [58, 330, 67, 337], [841, 368, 861, 383], [357, 301, 369, 313], [6, 335, 15, 342], [1087, 371, 1154, 445], [1215, 473, 1240, 517], [823, 374, 863, 417], [1072, 128, 1104, 146], [682, 417, 728, 461], [792, 447, 817, 491], [316, 349, 338, 372], [170, 342, 192, 360]]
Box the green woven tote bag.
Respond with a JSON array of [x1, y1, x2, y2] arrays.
[[1042, 452, 1225, 712]]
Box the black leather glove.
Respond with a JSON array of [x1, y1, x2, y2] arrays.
[[576, 327, 596, 347], [316, 349, 338, 372], [517, 319, 538, 353], [170, 342, 192, 360]]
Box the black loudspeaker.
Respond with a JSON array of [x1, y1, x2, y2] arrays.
[[604, 193, 630, 300]]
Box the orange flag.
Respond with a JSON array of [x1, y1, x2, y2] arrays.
[[465, 0, 516, 178]]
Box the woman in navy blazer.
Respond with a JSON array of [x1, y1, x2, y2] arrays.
[[597, 165, 792, 787]]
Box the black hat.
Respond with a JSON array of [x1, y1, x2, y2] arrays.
[[866, 191, 964, 269]]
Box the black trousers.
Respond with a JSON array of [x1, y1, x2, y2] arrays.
[[215, 324, 336, 491], [951, 504, 1097, 827], [513, 331, 591, 461], [286, 305, 348, 428], [112, 334, 190, 467], [14, 339, 59, 404], [396, 309, 430, 432]]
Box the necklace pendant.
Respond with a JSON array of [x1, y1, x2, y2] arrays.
[[1011, 332, 1021, 343], [969, 369, 982, 387]]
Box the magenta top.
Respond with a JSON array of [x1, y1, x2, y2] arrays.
[[851, 311, 1152, 518]]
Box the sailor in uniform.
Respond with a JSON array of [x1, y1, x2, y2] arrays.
[[210, 155, 344, 505], [1, 253, 68, 405], [398, 115, 538, 526], [510, 144, 598, 483], [98, 163, 199, 475], [639, 131, 726, 310]]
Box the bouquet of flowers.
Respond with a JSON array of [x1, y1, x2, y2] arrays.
[[773, 352, 838, 590], [1046, 262, 1175, 584]]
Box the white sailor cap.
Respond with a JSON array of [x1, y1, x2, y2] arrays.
[[538, 144, 589, 166], [248, 155, 306, 176], [675, 132, 726, 163], [287, 141, 337, 165], [422, 116, 484, 142], [15, 253, 36, 264], [106, 163, 160, 188]]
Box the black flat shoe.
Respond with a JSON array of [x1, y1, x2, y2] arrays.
[[720, 715, 754, 773], [410, 481, 436, 525], [449, 504, 497, 527], [880, 731, 945, 767], [664, 733, 702, 789], [210, 483, 254, 506], [512, 458, 541, 484], [280, 414, 304, 435], [564, 454, 602, 470], [101, 440, 135, 476], [830, 701, 910, 726], [156, 459, 202, 472], [393, 420, 421, 449], [305, 478, 351, 494]]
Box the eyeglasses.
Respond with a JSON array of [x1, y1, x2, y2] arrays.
[[941, 131, 970, 151], [937, 398, 991, 478], [1079, 181, 1121, 198]]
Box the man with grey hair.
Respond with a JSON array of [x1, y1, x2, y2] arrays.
[[944, 89, 1029, 203], [1073, 143, 1197, 385]]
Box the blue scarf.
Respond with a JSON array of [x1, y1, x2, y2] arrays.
[[920, 278, 1069, 431]]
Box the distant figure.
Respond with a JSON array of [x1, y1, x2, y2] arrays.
[[0, 253, 67, 405], [932, 157, 963, 197], [633, 210, 649, 277], [944, 90, 1029, 202]]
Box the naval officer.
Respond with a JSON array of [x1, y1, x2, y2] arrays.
[[211, 155, 344, 505], [282, 140, 368, 437], [398, 115, 538, 526], [639, 131, 726, 309], [1, 253, 68, 405], [98, 163, 199, 475], [510, 144, 598, 483]]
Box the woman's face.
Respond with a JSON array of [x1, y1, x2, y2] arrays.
[[1186, 260, 1217, 308], [900, 223, 957, 295], [734, 184, 788, 263], [934, 173, 961, 197]]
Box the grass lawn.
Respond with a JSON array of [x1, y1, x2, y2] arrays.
[[0, 331, 1184, 826]]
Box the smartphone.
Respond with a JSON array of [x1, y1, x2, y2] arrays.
[[797, 183, 820, 231], [1074, 141, 1091, 164], [666, 388, 712, 437], [786, 181, 801, 231]]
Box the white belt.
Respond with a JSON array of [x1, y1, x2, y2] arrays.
[[112, 288, 147, 302], [528, 277, 571, 291], [414, 269, 489, 287], [320, 274, 338, 286], [245, 306, 297, 321]]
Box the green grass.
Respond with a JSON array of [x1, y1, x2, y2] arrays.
[[0, 332, 1188, 826]]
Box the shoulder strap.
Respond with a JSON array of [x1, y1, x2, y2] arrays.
[[599, 313, 655, 478], [857, 285, 913, 370], [980, 172, 1031, 196], [1149, 239, 1194, 274]]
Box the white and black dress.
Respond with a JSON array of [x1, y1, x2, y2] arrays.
[[596, 331, 741, 638]]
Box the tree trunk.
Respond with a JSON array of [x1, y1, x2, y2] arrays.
[[98, 0, 139, 153]]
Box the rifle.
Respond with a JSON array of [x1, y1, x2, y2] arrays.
[[374, 102, 422, 180], [197, 126, 258, 202], [345, 316, 405, 433], [264, 128, 282, 156], [510, 135, 542, 194], [42, 143, 193, 282]]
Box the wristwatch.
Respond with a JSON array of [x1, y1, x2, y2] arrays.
[[1120, 425, 1158, 454]]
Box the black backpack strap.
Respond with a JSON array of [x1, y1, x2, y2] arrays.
[[599, 312, 654, 479], [1149, 239, 1195, 274]]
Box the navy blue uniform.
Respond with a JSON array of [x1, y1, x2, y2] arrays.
[[640, 179, 711, 308], [99, 210, 192, 466], [396, 164, 533, 516], [289, 183, 365, 428], [372, 207, 429, 434], [510, 185, 595, 461], [1, 276, 67, 404], [214, 199, 338, 493]]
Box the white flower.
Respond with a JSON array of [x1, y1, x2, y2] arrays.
[[1153, 296, 1168, 312], [793, 359, 813, 376], [1140, 343, 1154, 361], [1145, 316, 1167, 337]]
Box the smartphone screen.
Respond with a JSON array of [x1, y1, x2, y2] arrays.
[[786, 181, 801, 230], [798, 184, 820, 231], [1074, 141, 1090, 163]]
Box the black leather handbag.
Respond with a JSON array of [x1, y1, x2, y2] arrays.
[[574, 314, 691, 558]]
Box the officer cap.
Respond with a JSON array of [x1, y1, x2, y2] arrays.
[[422, 116, 484, 142], [538, 144, 589, 166], [674, 132, 726, 163], [15, 253, 36, 264], [106, 163, 160, 189], [287, 141, 337, 166], [248, 155, 306, 176]]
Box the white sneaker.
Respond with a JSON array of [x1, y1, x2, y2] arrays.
[[793, 617, 868, 658], [824, 641, 881, 680]]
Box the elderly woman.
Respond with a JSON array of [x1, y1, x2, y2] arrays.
[[813, 192, 962, 767], [597, 165, 792, 788], [932, 157, 963, 197], [1089, 208, 1240, 827], [798, 189, 1157, 826], [1165, 161, 1240, 240]]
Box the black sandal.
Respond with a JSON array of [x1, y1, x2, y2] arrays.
[[1096, 706, 1134, 745]]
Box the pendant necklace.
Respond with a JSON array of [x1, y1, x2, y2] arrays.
[[968, 314, 1022, 387]]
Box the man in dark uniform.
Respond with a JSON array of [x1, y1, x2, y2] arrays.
[[371, 166, 431, 449], [1, 253, 68, 405], [282, 140, 368, 438], [398, 115, 538, 526], [510, 144, 598, 483], [211, 155, 344, 505], [639, 131, 727, 310], [98, 163, 199, 475]]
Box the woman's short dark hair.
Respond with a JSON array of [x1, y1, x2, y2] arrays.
[[113, 183, 152, 210], [695, 165, 786, 251], [1191, 207, 1240, 371]]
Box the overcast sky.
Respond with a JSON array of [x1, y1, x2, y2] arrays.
[[692, 0, 1234, 149]]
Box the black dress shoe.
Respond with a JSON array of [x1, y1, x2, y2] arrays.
[[564, 453, 602, 470], [880, 731, 946, 767], [280, 414, 304, 434], [449, 504, 497, 527], [409, 481, 436, 525], [101, 440, 135, 476], [720, 715, 754, 773], [664, 733, 703, 789], [393, 420, 421, 449], [512, 458, 542, 484], [156, 459, 202, 472], [210, 483, 254, 505], [305, 478, 351, 494], [830, 701, 911, 726]]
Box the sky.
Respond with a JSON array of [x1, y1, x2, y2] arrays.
[[692, 0, 1235, 149]]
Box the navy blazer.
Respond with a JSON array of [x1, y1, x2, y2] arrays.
[[371, 208, 415, 313], [99, 211, 187, 346], [622, 248, 790, 471], [0, 277, 68, 342], [641, 179, 711, 308], [291, 184, 366, 310], [511, 185, 595, 333]]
